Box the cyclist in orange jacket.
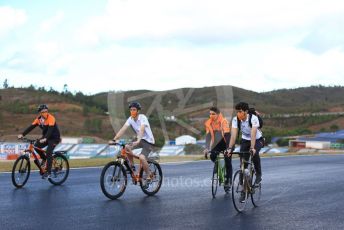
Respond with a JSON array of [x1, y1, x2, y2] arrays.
[[18, 104, 61, 179], [204, 106, 232, 191]]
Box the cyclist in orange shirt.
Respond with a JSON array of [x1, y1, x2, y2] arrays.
[[18, 104, 61, 179], [204, 106, 232, 191]]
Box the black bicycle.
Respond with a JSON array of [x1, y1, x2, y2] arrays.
[[12, 137, 69, 188], [232, 151, 262, 212]]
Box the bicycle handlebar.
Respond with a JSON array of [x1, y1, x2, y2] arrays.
[[212, 151, 252, 155], [232, 151, 251, 155], [108, 141, 126, 148], [18, 137, 37, 144]]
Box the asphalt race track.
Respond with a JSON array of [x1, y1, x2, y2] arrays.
[[1, 155, 344, 230]]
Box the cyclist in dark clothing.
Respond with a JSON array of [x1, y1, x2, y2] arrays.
[[18, 104, 61, 179]]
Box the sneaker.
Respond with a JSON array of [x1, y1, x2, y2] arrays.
[[254, 175, 262, 186], [146, 173, 154, 183], [224, 180, 232, 193], [142, 179, 150, 189], [142, 173, 153, 189], [42, 172, 51, 179], [40, 159, 46, 167], [240, 192, 246, 203]]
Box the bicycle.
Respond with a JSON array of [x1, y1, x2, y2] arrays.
[[232, 151, 262, 212], [11, 137, 70, 188], [211, 151, 230, 198], [100, 142, 163, 200]]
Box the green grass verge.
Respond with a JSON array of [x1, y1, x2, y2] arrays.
[[0, 155, 204, 172]]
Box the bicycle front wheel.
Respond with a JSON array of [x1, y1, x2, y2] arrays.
[[212, 162, 219, 198], [251, 169, 262, 207], [232, 170, 248, 213], [12, 155, 31, 188], [100, 161, 127, 200], [48, 153, 69, 185], [140, 160, 163, 196]]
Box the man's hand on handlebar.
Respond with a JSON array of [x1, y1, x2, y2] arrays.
[[108, 139, 117, 145], [225, 146, 235, 157], [17, 134, 23, 139], [203, 149, 209, 159], [39, 138, 47, 143], [132, 140, 140, 147]]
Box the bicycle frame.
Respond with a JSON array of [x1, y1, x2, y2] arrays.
[[113, 143, 144, 184], [21, 139, 47, 175], [238, 152, 255, 194], [215, 152, 226, 185]]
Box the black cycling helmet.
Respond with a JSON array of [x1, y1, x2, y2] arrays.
[[128, 102, 141, 110], [37, 104, 48, 112]]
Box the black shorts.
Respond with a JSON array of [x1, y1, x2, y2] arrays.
[[133, 139, 154, 157]]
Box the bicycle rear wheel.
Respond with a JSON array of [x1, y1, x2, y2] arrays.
[[232, 170, 248, 212], [48, 153, 69, 185], [100, 161, 127, 200], [251, 168, 262, 207], [140, 160, 163, 196], [12, 155, 31, 188], [212, 162, 219, 198]]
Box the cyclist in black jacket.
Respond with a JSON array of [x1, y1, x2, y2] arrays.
[[18, 104, 61, 179]]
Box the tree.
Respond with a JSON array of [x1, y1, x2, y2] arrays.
[[49, 87, 58, 94], [276, 138, 290, 147], [28, 84, 36, 90], [319, 127, 327, 132], [63, 84, 69, 94], [3, 79, 9, 89], [330, 124, 339, 132], [38, 86, 46, 92]]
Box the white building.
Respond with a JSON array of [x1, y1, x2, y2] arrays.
[[175, 135, 196, 145], [305, 141, 331, 149], [61, 137, 83, 144]]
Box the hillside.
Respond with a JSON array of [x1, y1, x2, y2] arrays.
[[262, 86, 344, 113], [0, 88, 113, 142], [1, 85, 344, 145]]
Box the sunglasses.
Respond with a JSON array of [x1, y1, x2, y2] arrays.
[[209, 112, 217, 116], [40, 111, 48, 114]]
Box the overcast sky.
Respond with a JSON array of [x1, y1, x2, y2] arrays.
[[1, 0, 344, 94]]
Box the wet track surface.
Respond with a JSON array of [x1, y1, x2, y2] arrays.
[[1, 155, 344, 230]]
